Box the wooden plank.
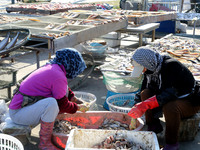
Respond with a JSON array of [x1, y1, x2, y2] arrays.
[[53, 19, 128, 50], [127, 12, 177, 25], [118, 23, 160, 34]]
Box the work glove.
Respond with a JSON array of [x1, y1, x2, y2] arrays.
[[128, 95, 159, 118]]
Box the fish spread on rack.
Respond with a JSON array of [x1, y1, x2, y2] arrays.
[[45, 23, 55, 29], [45, 31, 70, 38], [53, 23, 67, 30]]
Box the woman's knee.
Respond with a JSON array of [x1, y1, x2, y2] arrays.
[[46, 98, 59, 112], [163, 101, 180, 116]]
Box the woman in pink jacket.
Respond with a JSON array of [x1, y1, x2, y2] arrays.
[[9, 48, 87, 150]]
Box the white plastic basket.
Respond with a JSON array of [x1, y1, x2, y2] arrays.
[[0, 133, 24, 150], [106, 93, 135, 113], [73, 91, 97, 110], [66, 129, 160, 150]]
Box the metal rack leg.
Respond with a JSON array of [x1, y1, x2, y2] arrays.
[[139, 34, 143, 46], [36, 50, 40, 69], [7, 86, 11, 99], [193, 19, 197, 38], [152, 29, 155, 42]]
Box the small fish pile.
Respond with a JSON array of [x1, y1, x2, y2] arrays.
[[45, 31, 70, 38], [61, 12, 80, 19], [92, 133, 144, 150], [53, 120, 82, 134], [0, 15, 26, 24], [53, 118, 134, 134], [98, 118, 129, 130]]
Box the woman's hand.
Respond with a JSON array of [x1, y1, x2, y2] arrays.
[[77, 104, 89, 113]]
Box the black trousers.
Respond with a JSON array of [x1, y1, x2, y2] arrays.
[[141, 89, 200, 144]]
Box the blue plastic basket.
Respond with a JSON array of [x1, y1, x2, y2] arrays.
[[106, 93, 135, 113]]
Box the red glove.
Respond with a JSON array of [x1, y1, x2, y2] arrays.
[[128, 95, 159, 118], [56, 95, 78, 114]]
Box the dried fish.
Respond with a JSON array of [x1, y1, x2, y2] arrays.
[[99, 118, 130, 130], [0, 32, 10, 51], [70, 13, 80, 18], [62, 12, 80, 18], [92, 133, 138, 149], [53, 24, 66, 30], [45, 23, 55, 29], [122, 99, 130, 106], [28, 18, 40, 22], [53, 120, 82, 134], [4, 32, 19, 50], [87, 14, 99, 19], [54, 118, 132, 135], [45, 31, 70, 38]]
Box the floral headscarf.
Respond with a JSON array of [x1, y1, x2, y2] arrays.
[[49, 48, 86, 79]]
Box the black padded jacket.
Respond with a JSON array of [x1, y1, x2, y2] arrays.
[[140, 55, 198, 106]]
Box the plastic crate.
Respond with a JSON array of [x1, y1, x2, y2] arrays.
[[73, 91, 96, 110], [0, 133, 24, 150], [66, 129, 160, 150], [52, 111, 144, 149], [106, 93, 135, 113]]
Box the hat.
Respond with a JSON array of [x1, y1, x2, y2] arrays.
[[130, 59, 144, 77]]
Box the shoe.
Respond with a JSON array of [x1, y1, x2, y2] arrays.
[[38, 120, 60, 150], [163, 143, 179, 150]]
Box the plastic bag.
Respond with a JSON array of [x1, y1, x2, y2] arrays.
[[103, 71, 143, 93], [0, 100, 9, 123], [0, 114, 31, 136], [0, 100, 8, 115]]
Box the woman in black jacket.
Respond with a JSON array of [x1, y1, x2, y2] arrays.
[[128, 47, 200, 150]]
